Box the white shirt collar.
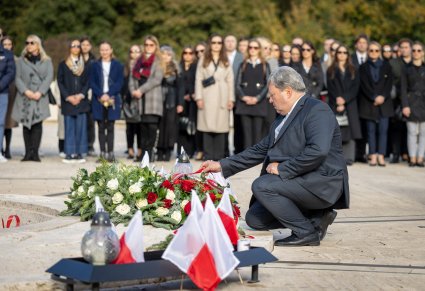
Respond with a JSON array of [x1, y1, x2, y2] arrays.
[[228, 50, 236, 65]]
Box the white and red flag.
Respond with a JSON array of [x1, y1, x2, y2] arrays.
[[217, 191, 239, 245], [202, 195, 240, 282], [162, 192, 220, 290], [113, 210, 145, 264]]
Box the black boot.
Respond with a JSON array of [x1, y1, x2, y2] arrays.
[[390, 154, 400, 164], [4, 129, 12, 159]]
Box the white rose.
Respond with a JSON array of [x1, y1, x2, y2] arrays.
[[138, 176, 145, 182], [107, 178, 119, 191], [180, 200, 189, 209], [128, 182, 142, 194], [112, 192, 124, 204], [136, 199, 148, 209], [87, 186, 95, 197], [171, 211, 182, 223], [71, 191, 77, 197], [155, 207, 169, 217], [165, 189, 175, 202], [77, 186, 85, 196], [115, 203, 131, 215]]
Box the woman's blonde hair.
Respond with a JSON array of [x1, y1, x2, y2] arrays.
[[21, 35, 50, 61]]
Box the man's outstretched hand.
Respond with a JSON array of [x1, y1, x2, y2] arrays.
[[200, 160, 222, 173]]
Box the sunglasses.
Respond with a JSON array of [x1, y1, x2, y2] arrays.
[[196, 49, 204, 54], [211, 41, 222, 45], [70, 44, 81, 48], [26, 41, 35, 45], [248, 46, 260, 50], [302, 48, 311, 52], [413, 49, 423, 53], [337, 51, 348, 55], [183, 51, 193, 55], [369, 49, 380, 53], [144, 43, 155, 47]]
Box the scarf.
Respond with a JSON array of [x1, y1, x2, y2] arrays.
[[368, 59, 383, 83], [132, 54, 155, 80], [66, 55, 85, 76], [27, 54, 41, 64]]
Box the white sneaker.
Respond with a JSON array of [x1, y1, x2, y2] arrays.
[[0, 154, 8, 163], [59, 152, 66, 158]]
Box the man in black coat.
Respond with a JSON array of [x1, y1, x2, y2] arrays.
[[202, 66, 349, 247]]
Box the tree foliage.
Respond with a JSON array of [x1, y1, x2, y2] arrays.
[[1, 0, 424, 63]]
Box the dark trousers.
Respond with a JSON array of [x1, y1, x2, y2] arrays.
[[3, 128, 12, 155], [246, 174, 333, 237], [233, 110, 244, 154], [240, 115, 265, 150], [126, 122, 141, 150], [195, 130, 204, 153], [389, 118, 408, 157], [140, 122, 159, 159], [87, 111, 95, 151], [177, 132, 196, 157], [98, 108, 115, 153], [366, 118, 389, 155], [203, 132, 226, 161], [355, 118, 368, 160], [23, 122, 42, 159]]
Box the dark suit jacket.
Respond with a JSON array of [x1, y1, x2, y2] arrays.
[[358, 60, 394, 120], [90, 59, 124, 121], [220, 95, 349, 209]]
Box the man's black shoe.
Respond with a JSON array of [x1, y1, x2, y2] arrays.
[[318, 210, 337, 240], [274, 232, 320, 247]]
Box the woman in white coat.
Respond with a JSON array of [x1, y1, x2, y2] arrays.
[[195, 34, 235, 160]]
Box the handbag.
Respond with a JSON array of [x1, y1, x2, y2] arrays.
[[123, 99, 141, 123], [336, 112, 349, 127], [202, 60, 219, 88], [179, 116, 196, 135], [48, 89, 56, 105]]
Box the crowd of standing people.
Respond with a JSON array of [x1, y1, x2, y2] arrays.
[[0, 26, 424, 167]]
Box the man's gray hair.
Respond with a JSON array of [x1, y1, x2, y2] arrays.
[[268, 66, 306, 92]]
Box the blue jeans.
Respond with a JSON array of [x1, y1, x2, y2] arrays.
[[0, 93, 8, 152], [64, 114, 88, 155], [366, 118, 389, 155]]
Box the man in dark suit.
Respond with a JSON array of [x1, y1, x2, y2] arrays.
[[202, 66, 349, 246], [224, 34, 244, 155]]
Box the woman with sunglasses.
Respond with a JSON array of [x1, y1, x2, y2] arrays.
[[90, 41, 124, 162], [123, 44, 142, 160], [358, 41, 394, 167], [57, 39, 90, 163], [327, 44, 362, 165], [281, 44, 292, 66], [293, 41, 324, 99], [1, 36, 18, 160], [157, 45, 183, 161], [195, 33, 234, 160], [129, 35, 164, 161], [177, 45, 197, 158], [401, 41, 425, 167], [235, 39, 270, 149], [12, 35, 53, 162]]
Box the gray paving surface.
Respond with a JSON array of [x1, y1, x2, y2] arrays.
[[0, 121, 425, 290]]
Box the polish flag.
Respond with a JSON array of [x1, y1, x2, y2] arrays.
[[202, 195, 240, 281], [217, 191, 239, 245], [140, 151, 150, 168], [113, 210, 145, 264], [162, 192, 220, 290]]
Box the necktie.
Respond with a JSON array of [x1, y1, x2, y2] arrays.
[[360, 57, 364, 64]]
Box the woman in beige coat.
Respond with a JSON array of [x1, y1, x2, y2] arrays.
[[195, 34, 234, 160]]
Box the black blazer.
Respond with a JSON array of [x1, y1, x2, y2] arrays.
[[358, 60, 394, 120], [327, 68, 362, 140], [57, 61, 90, 115], [220, 95, 349, 209], [401, 63, 425, 122], [293, 62, 324, 98]]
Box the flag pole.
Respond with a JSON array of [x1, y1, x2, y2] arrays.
[[180, 275, 184, 290], [236, 269, 244, 285]]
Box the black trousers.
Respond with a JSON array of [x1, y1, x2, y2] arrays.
[[203, 132, 226, 161], [140, 122, 159, 159], [87, 111, 95, 151], [240, 115, 265, 150], [246, 174, 333, 237], [355, 118, 368, 160], [233, 110, 244, 154], [126, 122, 141, 150], [177, 132, 196, 157], [23, 122, 42, 158], [389, 118, 408, 157]]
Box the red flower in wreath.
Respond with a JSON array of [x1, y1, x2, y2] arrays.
[[202, 183, 213, 192], [181, 179, 196, 192], [163, 199, 172, 209], [147, 192, 158, 204], [184, 202, 191, 215], [209, 193, 217, 203], [161, 180, 174, 190]]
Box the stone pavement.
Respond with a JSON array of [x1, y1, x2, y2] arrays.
[[0, 121, 425, 290]]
